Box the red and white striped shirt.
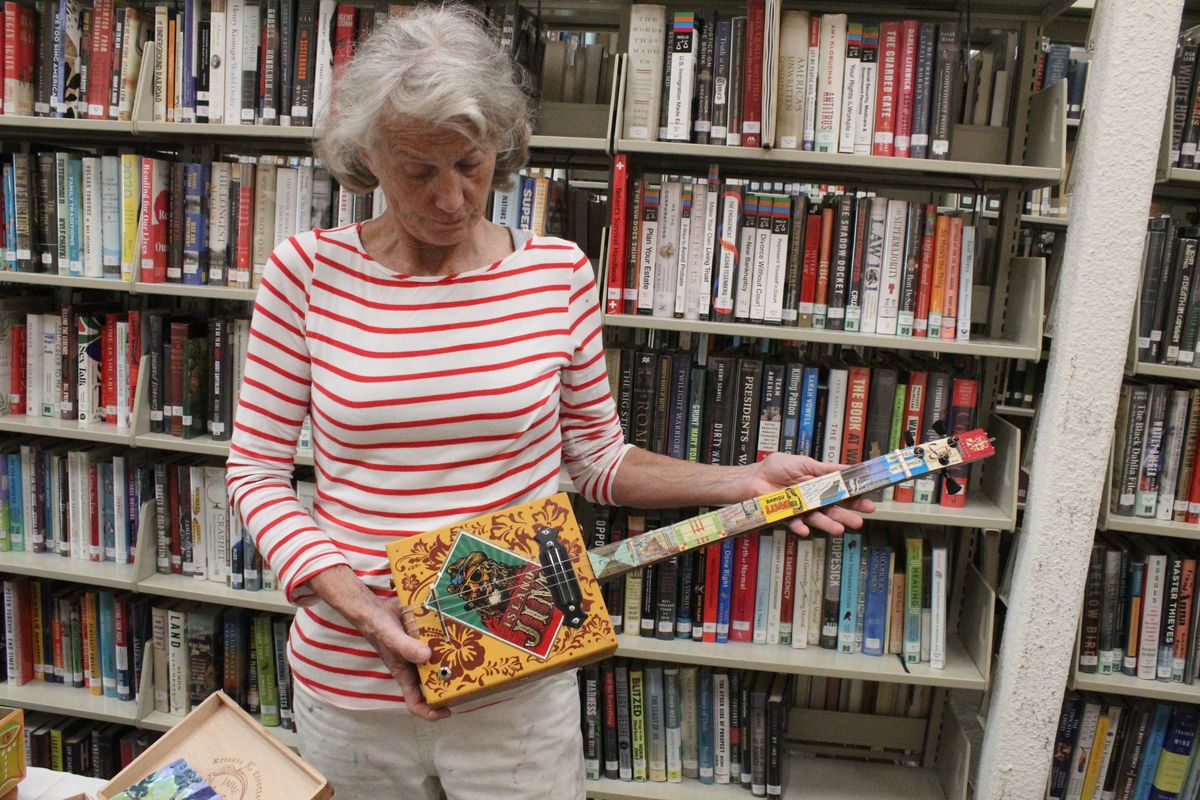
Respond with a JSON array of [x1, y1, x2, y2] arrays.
[[226, 224, 631, 709]]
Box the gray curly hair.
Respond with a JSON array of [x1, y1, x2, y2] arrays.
[[314, 4, 533, 194]]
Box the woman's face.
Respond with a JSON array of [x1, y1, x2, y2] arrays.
[[368, 126, 498, 248]]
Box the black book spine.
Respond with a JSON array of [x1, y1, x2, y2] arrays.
[[899, 203, 924, 327], [1118, 386, 1151, 516], [1160, 555, 1183, 679], [196, 16, 211, 123], [601, 659, 620, 779], [650, 352, 672, 455], [616, 348, 634, 442], [34, 153, 57, 273], [37, 0, 57, 116], [241, 0, 260, 122], [614, 661, 633, 780], [704, 355, 735, 465], [733, 358, 762, 466], [655, 556, 679, 640], [279, 0, 295, 124], [929, 22, 960, 160], [694, 13, 716, 145], [827, 194, 854, 330], [729, 669, 742, 783], [910, 22, 937, 159], [676, 551, 694, 638], [1150, 220, 1180, 363], [148, 314, 164, 434], [1079, 544, 1104, 673], [1173, 45, 1200, 165], [727, 17, 746, 145], [666, 352, 690, 460], [640, 560, 657, 636], [782, 193, 806, 325], [631, 351, 656, 450], [291, 0, 316, 125], [1167, 235, 1200, 363], [262, 0, 280, 124], [582, 664, 601, 779]]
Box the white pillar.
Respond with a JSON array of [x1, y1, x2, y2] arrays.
[[976, 2, 1182, 798]]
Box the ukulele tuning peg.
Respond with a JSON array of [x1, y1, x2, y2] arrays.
[[902, 431, 916, 448], [930, 419, 948, 438], [943, 475, 963, 495]]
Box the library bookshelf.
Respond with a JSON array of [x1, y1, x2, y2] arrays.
[[0, 1, 1079, 795]]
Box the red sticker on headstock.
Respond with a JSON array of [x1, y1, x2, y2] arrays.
[[957, 429, 994, 461]]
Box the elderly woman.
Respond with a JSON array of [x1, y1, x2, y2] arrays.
[[226, 6, 870, 799]]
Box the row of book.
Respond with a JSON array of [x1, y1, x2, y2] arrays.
[[624, 6, 1013, 155], [1108, 381, 1200, 525], [999, 358, 1043, 412], [488, 167, 606, 259], [608, 344, 982, 507], [21, 713, 157, 779], [1078, 533, 1200, 686], [539, 30, 617, 106], [2, 577, 297, 730], [1048, 695, 1199, 800], [1, 302, 140, 425], [1134, 217, 1200, 368], [579, 500, 954, 666], [607, 165, 982, 344], [0, 436, 284, 593], [578, 659, 789, 794]]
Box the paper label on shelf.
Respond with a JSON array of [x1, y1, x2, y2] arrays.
[[1180, 351, 1195, 364], [828, 306, 844, 319], [911, 134, 929, 147], [798, 302, 814, 315], [150, 409, 163, 421], [1151, 330, 1162, 341], [88, 103, 104, 117], [1184, 143, 1197, 157], [211, 422, 225, 436], [41, 252, 52, 265], [263, 108, 277, 121], [242, 109, 255, 123], [1119, 493, 1135, 506], [695, 121, 711, 133], [874, 132, 893, 145], [292, 105, 309, 117], [895, 135, 910, 149], [779, 136, 797, 149], [1138, 336, 1150, 349], [1191, 501, 1200, 514], [1175, 500, 1189, 513], [932, 140, 950, 155], [743, 121, 761, 134], [1079, 654, 1097, 667], [782, 309, 797, 322], [17, 249, 31, 260], [628, 126, 649, 140]]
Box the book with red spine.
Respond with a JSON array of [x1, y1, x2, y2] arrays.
[[1186, 434, 1200, 523], [872, 22, 901, 156], [0, 8, 6, 115], [927, 212, 950, 336], [169, 322, 187, 438], [729, 531, 760, 643], [236, 164, 255, 287], [1174, 558, 1197, 672], [9, 322, 24, 414], [740, 0, 764, 147], [797, 202, 821, 327], [607, 154, 629, 314], [913, 203, 936, 337], [332, 4, 357, 78], [940, 214, 963, 340], [702, 541, 722, 643], [893, 20, 919, 158], [778, 533, 798, 645], [139, 158, 167, 282], [127, 309, 140, 410], [86, 0, 115, 119], [625, 178, 644, 314], [2, 5, 16, 115], [892, 371, 927, 503], [940, 377, 978, 508], [102, 313, 118, 424], [3, 578, 34, 685], [839, 366, 871, 465]]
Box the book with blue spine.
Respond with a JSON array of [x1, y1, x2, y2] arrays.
[[697, 667, 714, 784], [67, 156, 83, 275], [752, 532, 773, 644], [182, 163, 209, 285], [5, 454, 21, 548], [863, 539, 892, 656], [838, 533, 862, 653], [98, 590, 117, 698], [781, 363, 804, 455], [1149, 705, 1198, 800], [1135, 704, 1177, 800], [796, 367, 820, 457], [905, 536, 924, 663], [3, 162, 16, 269], [518, 175, 536, 231], [716, 538, 735, 642]]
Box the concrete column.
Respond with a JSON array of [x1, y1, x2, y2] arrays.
[[976, 2, 1182, 798]]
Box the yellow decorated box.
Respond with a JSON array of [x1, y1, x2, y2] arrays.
[[387, 493, 618, 709], [0, 707, 23, 799]]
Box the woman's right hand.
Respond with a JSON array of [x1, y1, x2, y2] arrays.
[[304, 565, 451, 721], [356, 596, 451, 721]]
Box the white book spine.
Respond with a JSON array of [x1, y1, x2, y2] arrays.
[[802, 18, 820, 149], [674, 185, 693, 317], [224, 0, 244, 127], [855, 71, 877, 155], [874, 199, 907, 335], [749, 196, 771, 322], [273, 167, 299, 247], [930, 544, 948, 670], [698, 174, 720, 317], [792, 538, 812, 649], [956, 225, 975, 341], [82, 159, 104, 278], [683, 181, 707, 319], [296, 160, 315, 235], [152, 606, 170, 713], [113, 454, 127, 562], [861, 196, 887, 333], [1137, 554, 1166, 680], [766, 529, 786, 645], [765, 195, 788, 324], [666, 19, 697, 141], [19, 448, 32, 546], [734, 198, 757, 320], [239, 3, 259, 123], [637, 189, 661, 314], [809, 537, 825, 645], [205, 466, 229, 584], [1063, 702, 1101, 800], [190, 466, 207, 580], [652, 180, 683, 318], [24, 314, 42, 419], [167, 607, 189, 715], [208, 163, 231, 285], [775, 11, 809, 149], [41, 316, 58, 417], [821, 368, 848, 463], [624, 5, 667, 140], [814, 14, 847, 153], [116, 320, 129, 429], [209, 0, 227, 123], [837, 40, 860, 154], [101, 156, 121, 270], [153, 6, 169, 122]]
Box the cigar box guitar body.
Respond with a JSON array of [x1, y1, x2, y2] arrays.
[[386, 428, 995, 708]]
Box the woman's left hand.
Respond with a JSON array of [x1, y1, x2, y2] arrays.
[[741, 452, 876, 537]]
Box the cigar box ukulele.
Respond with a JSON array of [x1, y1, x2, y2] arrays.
[[386, 427, 995, 708]]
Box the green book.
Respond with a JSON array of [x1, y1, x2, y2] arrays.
[[629, 661, 647, 781], [905, 536, 925, 664], [253, 615, 279, 727]]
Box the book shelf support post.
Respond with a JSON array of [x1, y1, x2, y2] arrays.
[[975, 1, 1184, 797]]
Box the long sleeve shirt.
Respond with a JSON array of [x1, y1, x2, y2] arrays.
[[226, 223, 631, 709]]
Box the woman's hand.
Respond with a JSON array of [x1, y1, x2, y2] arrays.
[[303, 565, 450, 721], [354, 596, 451, 722], [741, 452, 876, 537]]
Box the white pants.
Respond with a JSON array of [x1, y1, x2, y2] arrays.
[[292, 672, 585, 800]]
